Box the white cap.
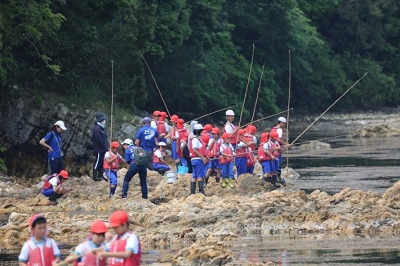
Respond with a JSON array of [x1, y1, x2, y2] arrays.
[[278, 117, 287, 123], [226, 110, 235, 116], [194, 124, 204, 130], [54, 121, 67, 130], [158, 142, 167, 147], [121, 138, 133, 145]]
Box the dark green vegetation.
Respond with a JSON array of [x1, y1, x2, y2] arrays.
[[1, 0, 399, 117]]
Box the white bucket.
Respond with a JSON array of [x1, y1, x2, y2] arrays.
[[164, 171, 177, 184]]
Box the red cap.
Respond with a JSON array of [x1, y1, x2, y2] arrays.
[[201, 132, 210, 143], [29, 214, 46, 230], [221, 133, 231, 140], [238, 129, 245, 135], [59, 170, 69, 179], [153, 110, 160, 116], [111, 141, 120, 148], [204, 124, 212, 131], [109, 211, 129, 227], [270, 131, 279, 139], [211, 127, 220, 134], [90, 221, 108, 234], [177, 119, 184, 124], [260, 132, 269, 143], [171, 115, 179, 122], [160, 111, 168, 118]]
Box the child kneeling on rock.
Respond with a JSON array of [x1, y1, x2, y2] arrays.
[[18, 214, 61, 265], [152, 141, 171, 175], [41, 170, 72, 205], [95, 211, 141, 266], [63, 221, 108, 266]]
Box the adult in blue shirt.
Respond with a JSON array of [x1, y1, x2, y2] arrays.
[[135, 117, 158, 170], [91, 112, 108, 182], [39, 121, 67, 174], [121, 138, 148, 199]]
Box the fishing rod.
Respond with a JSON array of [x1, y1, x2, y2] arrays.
[[286, 50, 291, 169], [250, 63, 265, 123], [186, 105, 238, 124], [140, 52, 171, 118], [291, 134, 349, 146], [240, 108, 294, 129], [290, 72, 368, 145], [238, 43, 255, 127]]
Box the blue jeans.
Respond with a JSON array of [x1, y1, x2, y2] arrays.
[[122, 163, 148, 199], [171, 141, 179, 160], [105, 169, 118, 186], [221, 161, 234, 179]]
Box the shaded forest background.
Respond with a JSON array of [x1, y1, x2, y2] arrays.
[[1, 0, 399, 119]]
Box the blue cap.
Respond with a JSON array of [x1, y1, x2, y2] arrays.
[[142, 117, 151, 123]]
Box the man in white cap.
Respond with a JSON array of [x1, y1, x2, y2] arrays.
[[270, 117, 288, 183], [152, 142, 170, 175], [39, 121, 67, 175], [224, 110, 240, 149]]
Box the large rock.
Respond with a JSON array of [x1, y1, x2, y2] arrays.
[[0, 87, 143, 177]]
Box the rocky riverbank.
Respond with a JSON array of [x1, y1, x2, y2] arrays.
[[0, 167, 399, 265]]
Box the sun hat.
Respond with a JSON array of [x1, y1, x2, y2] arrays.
[[270, 131, 279, 139], [278, 117, 287, 123], [54, 121, 67, 130], [95, 112, 108, 122], [121, 139, 133, 145], [194, 124, 203, 130], [211, 127, 220, 134], [160, 111, 168, 118], [158, 142, 167, 147], [171, 115, 179, 122], [111, 141, 120, 148], [226, 110, 235, 116]]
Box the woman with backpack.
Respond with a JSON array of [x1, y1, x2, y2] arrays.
[[39, 121, 67, 175]]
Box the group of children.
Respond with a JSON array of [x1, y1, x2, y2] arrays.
[[18, 210, 140, 266], [99, 109, 289, 196], [39, 108, 289, 203]]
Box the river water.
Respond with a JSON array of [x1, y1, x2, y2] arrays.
[[1, 124, 399, 265]]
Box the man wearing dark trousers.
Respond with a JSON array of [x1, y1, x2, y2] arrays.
[[92, 112, 108, 181]]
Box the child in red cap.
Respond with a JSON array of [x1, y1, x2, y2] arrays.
[[219, 133, 235, 188], [18, 214, 61, 265], [41, 170, 72, 205], [95, 211, 141, 266], [104, 141, 126, 198], [64, 221, 108, 265]]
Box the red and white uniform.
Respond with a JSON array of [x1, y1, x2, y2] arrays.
[[270, 126, 284, 141], [73, 241, 106, 266], [219, 143, 234, 164], [108, 232, 141, 266], [258, 142, 272, 162], [103, 151, 122, 170], [18, 238, 60, 266], [207, 138, 222, 159], [224, 122, 237, 145], [189, 137, 206, 159], [153, 149, 166, 164]]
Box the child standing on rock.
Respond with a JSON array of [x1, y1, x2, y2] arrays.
[[189, 124, 208, 195], [205, 127, 222, 186], [219, 133, 235, 188], [18, 214, 61, 266], [95, 211, 141, 266], [104, 141, 126, 198], [258, 132, 277, 185], [63, 221, 108, 266]]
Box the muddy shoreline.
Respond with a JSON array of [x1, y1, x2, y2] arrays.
[[0, 111, 400, 265]]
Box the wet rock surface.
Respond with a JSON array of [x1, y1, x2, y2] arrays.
[[0, 169, 399, 265]]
